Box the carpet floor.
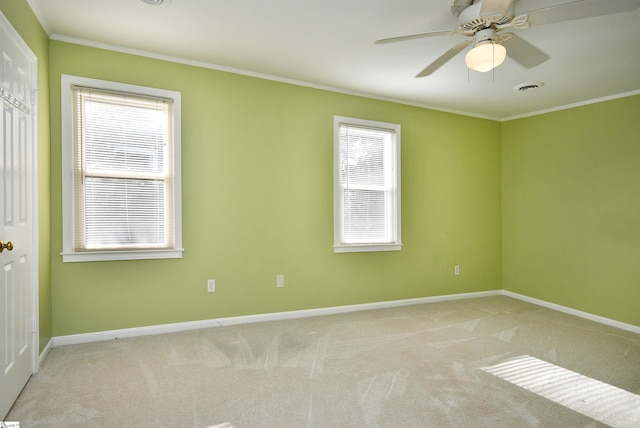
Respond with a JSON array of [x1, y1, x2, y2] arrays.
[[6, 296, 640, 427]]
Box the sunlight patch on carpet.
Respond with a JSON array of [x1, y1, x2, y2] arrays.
[[482, 355, 640, 428]]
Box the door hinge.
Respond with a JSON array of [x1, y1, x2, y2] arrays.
[[32, 318, 38, 333], [31, 88, 39, 106]]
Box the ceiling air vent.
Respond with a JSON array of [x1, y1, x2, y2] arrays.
[[515, 82, 544, 92]]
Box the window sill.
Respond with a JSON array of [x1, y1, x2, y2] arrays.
[[61, 248, 184, 263], [334, 243, 402, 253]]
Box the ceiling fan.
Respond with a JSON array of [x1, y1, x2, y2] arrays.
[[375, 0, 640, 77]]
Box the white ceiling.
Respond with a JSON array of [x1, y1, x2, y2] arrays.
[[27, 0, 640, 120]]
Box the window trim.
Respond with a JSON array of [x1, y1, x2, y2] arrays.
[[60, 75, 183, 262], [333, 115, 402, 253]]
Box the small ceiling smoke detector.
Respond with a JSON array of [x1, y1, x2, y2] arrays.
[[515, 82, 544, 92], [451, 0, 474, 17], [140, 0, 167, 5]]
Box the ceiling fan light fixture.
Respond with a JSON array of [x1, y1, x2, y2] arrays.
[[465, 41, 506, 72]]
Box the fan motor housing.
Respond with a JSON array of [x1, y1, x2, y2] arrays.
[[458, 1, 515, 32]]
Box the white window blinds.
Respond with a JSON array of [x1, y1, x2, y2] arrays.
[[71, 85, 175, 251], [334, 116, 401, 252]]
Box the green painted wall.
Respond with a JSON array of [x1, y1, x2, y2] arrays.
[[502, 95, 640, 326], [49, 41, 502, 336], [10, 0, 636, 339], [0, 0, 52, 352]]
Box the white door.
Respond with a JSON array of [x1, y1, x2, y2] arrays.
[[0, 12, 37, 419]]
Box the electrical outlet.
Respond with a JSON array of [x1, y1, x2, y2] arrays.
[[207, 279, 216, 292], [276, 274, 284, 288], [454, 265, 460, 276]]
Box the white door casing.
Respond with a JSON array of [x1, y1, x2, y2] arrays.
[[0, 11, 38, 419]]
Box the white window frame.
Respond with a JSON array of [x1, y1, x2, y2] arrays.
[[334, 116, 402, 253], [60, 75, 183, 262]]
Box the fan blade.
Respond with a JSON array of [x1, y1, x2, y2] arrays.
[[415, 39, 472, 77], [479, 0, 513, 16], [502, 33, 549, 68], [521, 0, 640, 27], [375, 29, 457, 45]]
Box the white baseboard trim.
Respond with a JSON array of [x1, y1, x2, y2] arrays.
[[51, 290, 501, 347], [503, 290, 640, 335], [38, 338, 53, 370], [50, 289, 638, 348]]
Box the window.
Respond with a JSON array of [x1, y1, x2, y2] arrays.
[[334, 116, 401, 253], [61, 75, 182, 262]]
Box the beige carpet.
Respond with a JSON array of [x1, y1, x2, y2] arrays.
[[7, 296, 640, 427]]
